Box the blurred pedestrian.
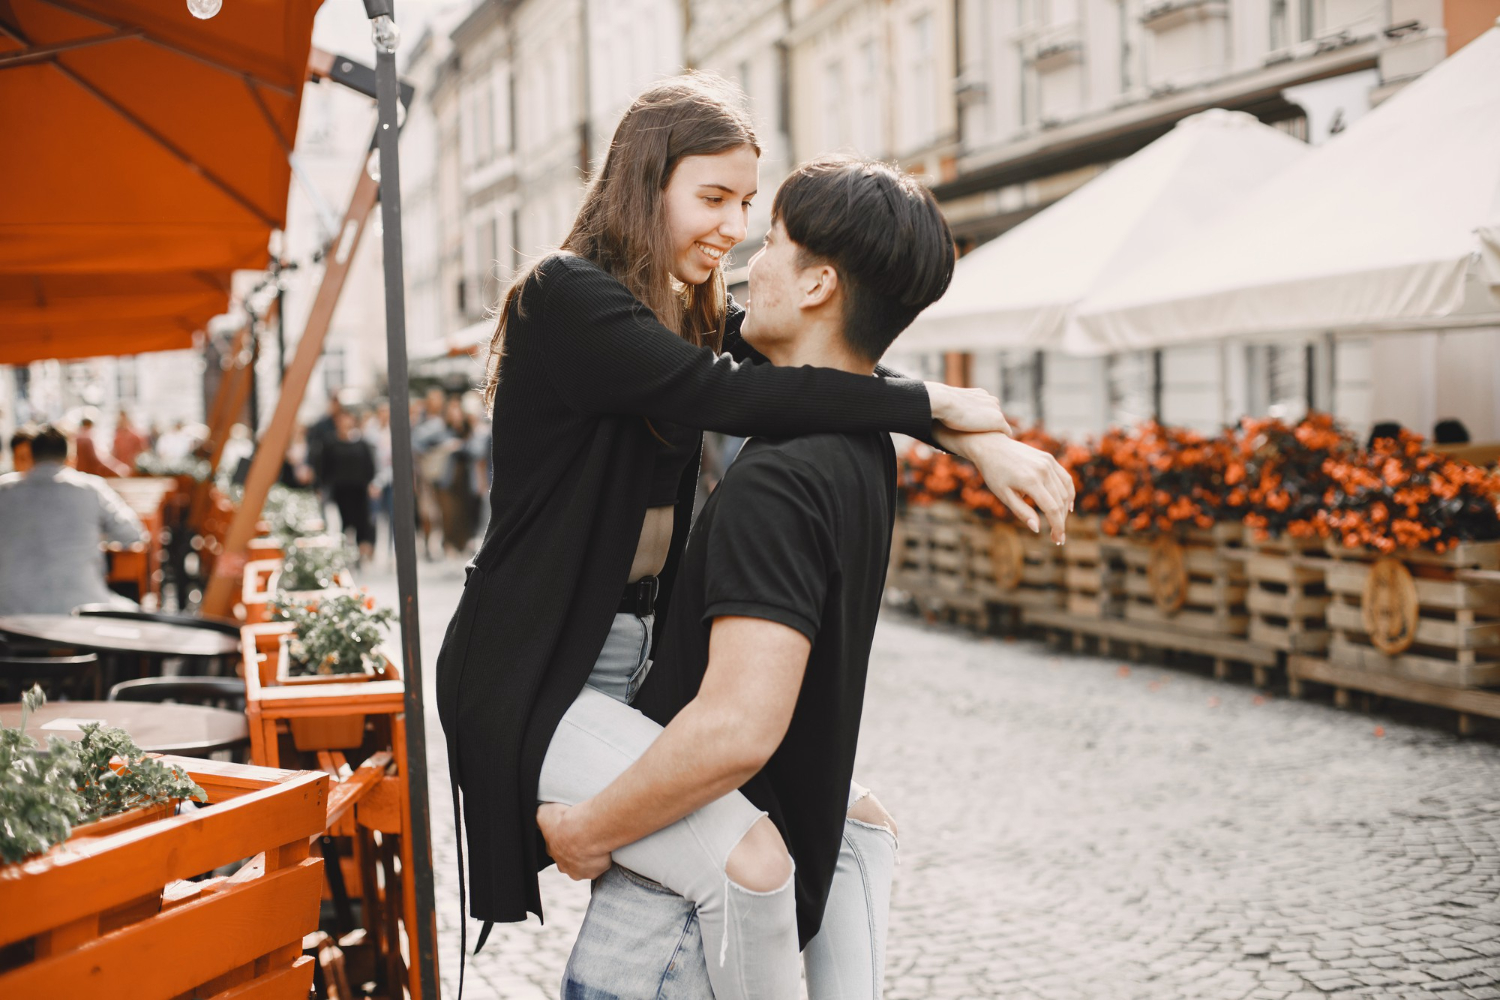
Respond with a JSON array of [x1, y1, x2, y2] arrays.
[[306, 393, 344, 493], [8, 425, 35, 474], [74, 416, 130, 478], [322, 409, 376, 563], [364, 401, 394, 556], [0, 424, 146, 614], [155, 420, 194, 461], [436, 395, 477, 556], [111, 410, 149, 470], [412, 388, 449, 559]]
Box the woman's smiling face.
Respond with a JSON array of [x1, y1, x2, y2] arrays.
[[661, 145, 758, 285]]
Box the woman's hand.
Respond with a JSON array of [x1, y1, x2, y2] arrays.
[[924, 382, 1013, 436], [933, 427, 1076, 544], [537, 802, 612, 880]]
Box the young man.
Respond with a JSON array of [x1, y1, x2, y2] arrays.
[[537, 156, 1073, 997]]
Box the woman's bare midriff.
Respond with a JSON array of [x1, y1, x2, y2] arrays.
[[628, 505, 676, 582]]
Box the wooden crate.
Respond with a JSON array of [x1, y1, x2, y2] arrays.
[[1120, 523, 1249, 636], [0, 758, 327, 1000], [1323, 540, 1500, 689], [963, 519, 1065, 611], [1060, 516, 1125, 618], [1246, 535, 1332, 653], [889, 503, 986, 617]]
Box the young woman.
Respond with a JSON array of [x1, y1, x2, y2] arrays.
[[435, 74, 1057, 998]]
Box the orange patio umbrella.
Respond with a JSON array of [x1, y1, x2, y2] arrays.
[[0, 0, 322, 363]]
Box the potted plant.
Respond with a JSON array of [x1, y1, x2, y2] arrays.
[[269, 593, 396, 750], [1, 686, 205, 866], [271, 538, 355, 607]]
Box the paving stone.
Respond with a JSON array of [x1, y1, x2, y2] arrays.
[[377, 565, 1500, 1000]]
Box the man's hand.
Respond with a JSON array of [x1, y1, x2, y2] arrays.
[[934, 428, 1075, 544], [537, 802, 612, 881], [923, 382, 1013, 436]]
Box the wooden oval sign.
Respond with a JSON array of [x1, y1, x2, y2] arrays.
[[1362, 557, 1419, 655], [989, 522, 1025, 591], [1148, 537, 1188, 615]]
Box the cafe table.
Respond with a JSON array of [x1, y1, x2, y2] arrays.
[[0, 699, 249, 756], [0, 613, 242, 682]]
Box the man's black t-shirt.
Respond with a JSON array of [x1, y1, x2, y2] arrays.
[[633, 429, 897, 946]]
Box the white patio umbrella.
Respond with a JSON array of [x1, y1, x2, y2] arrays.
[[895, 109, 1309, 354], [1074, 24, 1500, 352]]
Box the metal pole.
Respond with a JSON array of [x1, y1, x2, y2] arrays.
[[368, 5, 440, 998]]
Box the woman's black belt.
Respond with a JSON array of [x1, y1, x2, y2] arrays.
[[620, 576, 659, 617]]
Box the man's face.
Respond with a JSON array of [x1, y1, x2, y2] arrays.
[[742, 220, 809, 356]]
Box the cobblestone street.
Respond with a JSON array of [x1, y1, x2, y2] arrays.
[[371, 560, 1500, 1000]]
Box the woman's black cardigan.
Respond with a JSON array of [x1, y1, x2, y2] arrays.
[[435, 253, 932, 928]]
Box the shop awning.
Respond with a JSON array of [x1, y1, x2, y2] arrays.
[[1074, 24, 1500, 351], [896, 109, 1308, 354], [0, 0, 322, 362]]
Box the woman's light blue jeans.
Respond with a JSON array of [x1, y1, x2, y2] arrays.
[[539, 613, 897, 1000]]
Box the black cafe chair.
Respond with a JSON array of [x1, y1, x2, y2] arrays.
[[1, 652, 103, 701], [107, 675, 247, 713], [107, 677, 251, 760]]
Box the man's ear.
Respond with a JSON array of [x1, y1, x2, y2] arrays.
[[798, 263, 840, 312]]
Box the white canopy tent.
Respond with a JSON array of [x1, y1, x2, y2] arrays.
[[1074, 25, 1500, 352], [894, 109, 1309, 355]]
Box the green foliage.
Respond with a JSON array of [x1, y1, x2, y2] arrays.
[[273, 592, 395, 676], [0, 686, 206, 865], [260, 485, 326, 543], [276, 542, 352, 592], [134, 452, 210, 481]]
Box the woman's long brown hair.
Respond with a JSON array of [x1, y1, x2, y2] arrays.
[[482, 73, 760, 410]]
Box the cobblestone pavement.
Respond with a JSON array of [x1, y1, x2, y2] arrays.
[[370, 561, 1500, 1000]]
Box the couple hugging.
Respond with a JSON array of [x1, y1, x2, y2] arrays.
[[436, 73, 1074, 1000]]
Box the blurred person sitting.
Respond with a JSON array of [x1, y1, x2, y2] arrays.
[[0, 424, 147, 615], [74, 416, 131, 478], [322, 409, 377, 563], [8, 425, 36, 474], [112, 409, 149, 469]]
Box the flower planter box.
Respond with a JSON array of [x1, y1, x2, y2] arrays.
[[889, 503, 986, 619], [961, 518, 1065, 611], [240, 558, 283, 625], [1120, 522, 1249, 636], [240, 623, 404, 768], [1246, 535, 1332, 653], [0, 757, 328, 1000], [1323, 540, 1500, 689], [1060, 516, 1126, 618]]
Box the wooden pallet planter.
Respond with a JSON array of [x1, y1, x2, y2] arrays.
[[1060, 516, 1125, 618], [1119, 523, 1249, 636], [1024, 606, 1278, 674], [963, 518, 1064, 611], [241, 622, 404, 761], [1323, 540, 1500, 689], [0, 757, 328, 1000], [240, 558, 283, 625], [1245, 535, 1332, 654], [1288, 654, 1500, 734], [889, 503, 986, 618]]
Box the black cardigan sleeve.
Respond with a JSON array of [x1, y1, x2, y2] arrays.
[[532, 256, 933, 440]]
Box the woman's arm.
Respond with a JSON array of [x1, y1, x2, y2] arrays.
[[533, 257, 1006, 438]]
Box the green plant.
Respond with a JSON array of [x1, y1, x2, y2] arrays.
[[0, 687, 206, 865], [276, 542, 352, 592], [273, 592, 395, 676], [260, 484, 325, 543], [133, 452, 210, 481]]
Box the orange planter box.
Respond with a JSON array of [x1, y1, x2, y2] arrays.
[[0, 758, 328, 1000]]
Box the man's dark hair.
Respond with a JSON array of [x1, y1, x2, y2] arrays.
[[30, 424, 69, 463], [9, 424, 35, 454], [772, 155, 954, 362]]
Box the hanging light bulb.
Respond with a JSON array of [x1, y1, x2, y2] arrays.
[[371, 14, 400, 54], [187, 0, 222, 19], [366, 149, 381, 184]]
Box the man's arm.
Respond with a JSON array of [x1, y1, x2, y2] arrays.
[[538, 616, 811, 879], [94, 480, 147, 547]]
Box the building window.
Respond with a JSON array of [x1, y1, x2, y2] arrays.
[[855, 38, 880, 154], [906, 12, 935, 150], [322, 346, 346, 396], [823, 59, 845, 149]]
